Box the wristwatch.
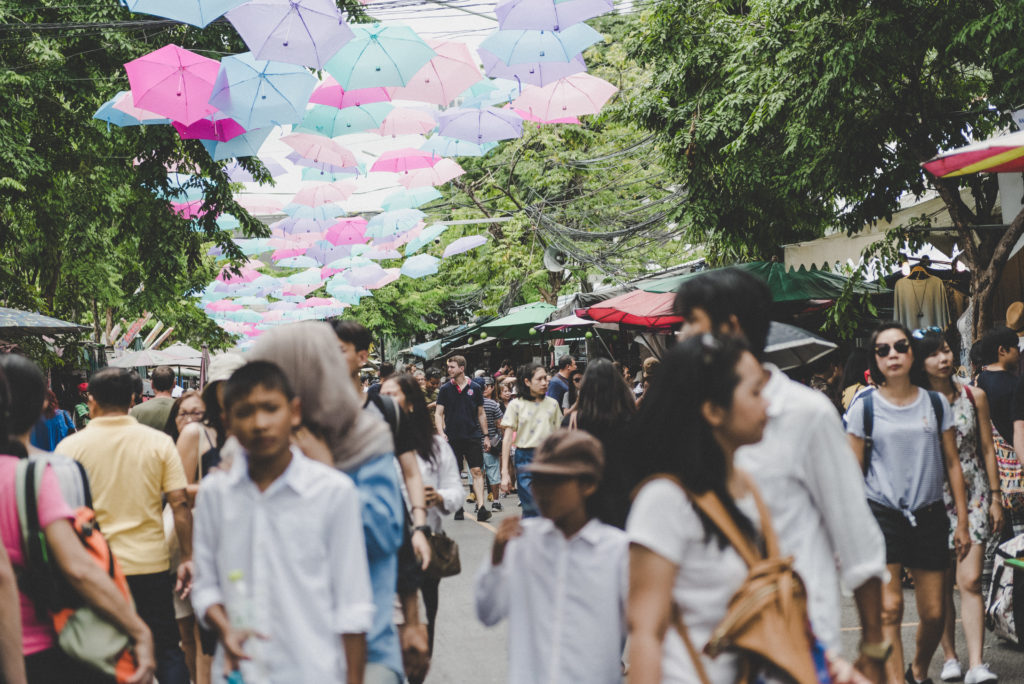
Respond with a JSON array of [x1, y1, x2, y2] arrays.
[[858, 640, 893, 662], [413, 525, 432, 537]]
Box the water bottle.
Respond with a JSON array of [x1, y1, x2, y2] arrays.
[[226, 570, 263, 684]]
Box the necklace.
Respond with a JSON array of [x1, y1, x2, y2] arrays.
[[909, 277, 927, 319]]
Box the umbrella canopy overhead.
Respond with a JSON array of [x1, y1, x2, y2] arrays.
[[376, 107, 437, 137], [437, 107, 523, 143], [291, 181, 355, 207], [387, 41, 483, 107], [575, 290, 680, 330], [124, 44, 220, 125], [404, 222, 448, 254], [479, 24, 603, 65], [495, 0, 613, 31], [365, 209, 426, 238], [310, 77, 392, 108], [94, 91, 170, 127], [370, 148, 441, 174], [0, 308, 90, 336], [294, 102, 393, 136], [225, 0, 354, 69], [419, 136, 497, 158], [172, 115, 247, 142], [201, 126, 273, 160], [511, 73, 617, 121], [478, 49, 587, 87], [400, 253, 441, 278], [442, 234, 488, 257], [121, 0, 247, 27], [208, 52, 317, 129], [642, 262, 889, 301], [764, 322, 837, 371], [921, 130, 1024, 178], [325, 23, 436, 89], [480, 301, 557, 339], [398, 158, 465, 188], [281, 133, 358, 167], [381, 187, 442, 211]]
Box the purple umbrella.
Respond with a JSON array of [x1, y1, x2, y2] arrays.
[[225, 0, 354, 69], [442, 234, 488, 257], [274, 216, 335, 234], [344, 263, 387, 286], [495, 0, 613, 31], [479, 49, 587, 87], [201, 127, 274, 161], [437, 107, 523, 143], [305, 240, 351, 265], [285, 151, 359, 175]]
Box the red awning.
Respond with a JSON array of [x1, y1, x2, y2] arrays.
[[575, 290, 681, 330]]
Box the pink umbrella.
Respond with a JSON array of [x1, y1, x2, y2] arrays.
[[216, 266, 261, 283], [370, 148, 442, 174], [236, 196, 283, 214], [279, 283, 320, 297], [299, 296, 344, 308], [124, 44, 220, 125], [376, 107, 437, 137], [272, 248, 306, 261], [170, 199, 207, 219], [325, 219, 368, 245], [398, 158, 465, 188], [111, 90, 172, 122], [291, 180, 356, 206], [511, 73, 617, 121], [172, 115, 247, 141], [206, 300, 243, 311], [388, 41, 482, 107], [442, 234, 488, 257], [310, 76, 391, 108], [367, 267, 401, 289], [344, 263, 387, 286], [510, 107, 580, 125], [281, 133, 358, 167]]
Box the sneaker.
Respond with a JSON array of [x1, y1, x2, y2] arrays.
[[454, 508, 464, 520], [906, 664, 934, 684], [941, 660, 963, 682], [477, 506, 492, 522], [964, 665, 997, 684], [492, 501, 503, 512], [467, 492, 476, 503]]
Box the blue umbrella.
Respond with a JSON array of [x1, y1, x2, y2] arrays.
[[365, 209, 425, 239], [276, 255, 319, 268], [458, 78, 523, 108], [94, 91, 170, 127], [282, 203, 346, 220], [326, 277, 372, 304], [301, 167, 357, 182], [286, 267, 325, 285], [478, 49, 587, 87], [201, 127, 273, 161], [420, 136, 497, 158], [400, 253, 440, 278], [478, 24, 603, 65], [208, 52, 317, 129], [293, 103, 394, 137], [120, 0, 248, 27], [324, 23, 436, 89], [235, 238, 271, 255], [381, 187, 442, 211], [217, 214, 241, 231], [437, 107, 524, 143], [225, 0, 354, 69], [404, 222, 449, 254], [152, 173, 204, 202]]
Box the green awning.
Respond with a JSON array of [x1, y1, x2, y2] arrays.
[[642, 262, 889, 302], [479, 302, 557, 340]]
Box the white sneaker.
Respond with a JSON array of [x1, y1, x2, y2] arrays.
[[964, 664, 997, 684], [941, 660, 963, 682]]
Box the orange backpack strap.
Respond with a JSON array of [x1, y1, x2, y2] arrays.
[[671, 603, 713, 684]]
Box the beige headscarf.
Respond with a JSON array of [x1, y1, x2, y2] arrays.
[[248, 321, 393, 472]]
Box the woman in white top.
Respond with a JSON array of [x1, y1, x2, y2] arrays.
[[626, 334, 768, 684], [381, 374, 462, 657]]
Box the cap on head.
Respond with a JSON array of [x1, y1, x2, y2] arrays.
[[1007, 301, 1024, 335], [522, 429, 604, 480], [208, 352, 246, 384]]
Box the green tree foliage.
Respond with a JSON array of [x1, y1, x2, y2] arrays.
[[625, 0, 1024, 335]]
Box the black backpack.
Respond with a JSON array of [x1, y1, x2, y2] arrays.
[[860, 388, 945, 476]]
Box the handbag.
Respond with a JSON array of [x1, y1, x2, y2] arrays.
[[991, 427, 1024, 513], [425, 530, 461, 579]]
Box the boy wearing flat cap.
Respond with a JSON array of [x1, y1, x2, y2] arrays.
[[474, 429, 628, 684]]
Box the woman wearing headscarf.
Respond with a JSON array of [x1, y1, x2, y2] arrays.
[[247, 322, 406, 684]]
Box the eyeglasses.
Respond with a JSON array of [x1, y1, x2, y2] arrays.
[[178, 410, 205, 419], [911, 326, 942, 339], [572, 377, 582, 384], [874, 339, 911, 357]]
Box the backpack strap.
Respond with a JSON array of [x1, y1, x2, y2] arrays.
[[368, 392, 401, 443], [927, 390, 945, 431], [861, 389, 875, 476], [671, 603, 713, 684]]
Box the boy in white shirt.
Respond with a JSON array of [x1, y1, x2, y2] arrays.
[[191, 361, 374, 684], [475, 430, 628, 684]]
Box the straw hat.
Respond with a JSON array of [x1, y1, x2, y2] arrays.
[[1007, 302, 1024, 336]]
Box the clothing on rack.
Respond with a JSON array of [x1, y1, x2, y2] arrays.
[[893, 274, 950, 330]]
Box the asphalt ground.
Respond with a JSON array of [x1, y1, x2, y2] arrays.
[[426, 485, 1024, 683]]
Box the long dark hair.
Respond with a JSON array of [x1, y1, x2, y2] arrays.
[[576, 359, 636, 435], [0, 354, 39, 458], [201, 381, 227, 447], [164, 390, 202, 442], [910, 330, 952, 390], [389, 374, 438, 464], [867, 321, 914, 386], [516, 362, 545, 401], [840, 348, 871, 389], [632, 334, 756, 546]]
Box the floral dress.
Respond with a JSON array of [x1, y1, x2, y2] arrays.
[[943, 383, 991, 547]]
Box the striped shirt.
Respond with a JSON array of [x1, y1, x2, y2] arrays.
[[483, 398, 504, 442]]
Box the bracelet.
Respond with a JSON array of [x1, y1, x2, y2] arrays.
[[991, 489, 1003, 495]]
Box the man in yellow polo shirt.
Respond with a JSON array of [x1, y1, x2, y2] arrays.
[[57, 367, 192, 684]]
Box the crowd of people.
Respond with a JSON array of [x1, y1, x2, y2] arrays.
[[0, 267, 1019, 683]]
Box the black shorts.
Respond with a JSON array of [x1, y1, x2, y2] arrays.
[[868, 500, 950, 571], [450, 437, 484, 469]]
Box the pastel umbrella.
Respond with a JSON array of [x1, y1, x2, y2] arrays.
[[300, 167, 358, 181], [420, 136, 496, 158], [111, 90, 175, 122], [370, 148, 441, 174], [124, 44, 220, 125], [233, 295, 270, 307], [217, 214, 241, 231], [365, 209, 426, 238], [271, 249, 308, 261], [94, 91, 170, 127], [286, 267, 326, 285], [437, 107, 523, 143], [120, 0, 248, 27], [305, 241, 351, 265], [324, 23, 436, 90], [478, 49, 587, 87], [173, 115, 247, 141], [292, 181, 356, 207], [404, 222, 448, 254], [156, 172, 203, 201], [400, 253, 440, 278], [381, 187, 441, 210], [442, 234, 488, 257], [922, 130, 1024, 177], [368, 267, 401, 289], [236, 238, 271, 255], [511, 73, 617, 120], [511, 107, 580, 125], [201, 127, 273, 160], [259, 156, 289, 177], [310, 77, 391, 108], [225, 0, 354, 69], [268, 300, 300, 310], [208, 53, 317, 129], [276, 255, 319, 268], [300, 296, 344, 308], [282, 203, 345, 220], [224, 160, 255, 182], [294, 102, 393, 136], [376, 108, 437, 137], [344, 263, 387, 286], [326, 282, 372, 305], [286, 151, 359, 176], [365, 246, 402, 260], [399, 159, 464, 188], [171, 200, 206, 219], [217, 266, 262, 283], [326, 255, 374, 270], [276, 216, 335, 234], [206, 299, 243, 311], [325, 219, 368, 245], [387, 41, 482, 107], [281, 133, 358, 167], [495, 0, 613, 31], [479, 25, 603, 65]]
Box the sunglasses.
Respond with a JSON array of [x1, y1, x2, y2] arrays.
[[874, 339, 911, 357], [911, 326, 942, 339]]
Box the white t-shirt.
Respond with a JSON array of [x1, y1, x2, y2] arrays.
[[627, 478, 759, 684]]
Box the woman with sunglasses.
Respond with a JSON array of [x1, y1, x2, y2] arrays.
[[910, 329, 1002, 684], [846, 322, 971, 684]]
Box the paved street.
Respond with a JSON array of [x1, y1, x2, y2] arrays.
[[428, 486, 1024, 683]]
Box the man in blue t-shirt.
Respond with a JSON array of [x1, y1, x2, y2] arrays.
[[546, 355, 576, 409], [436, 355, 492, 521]]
